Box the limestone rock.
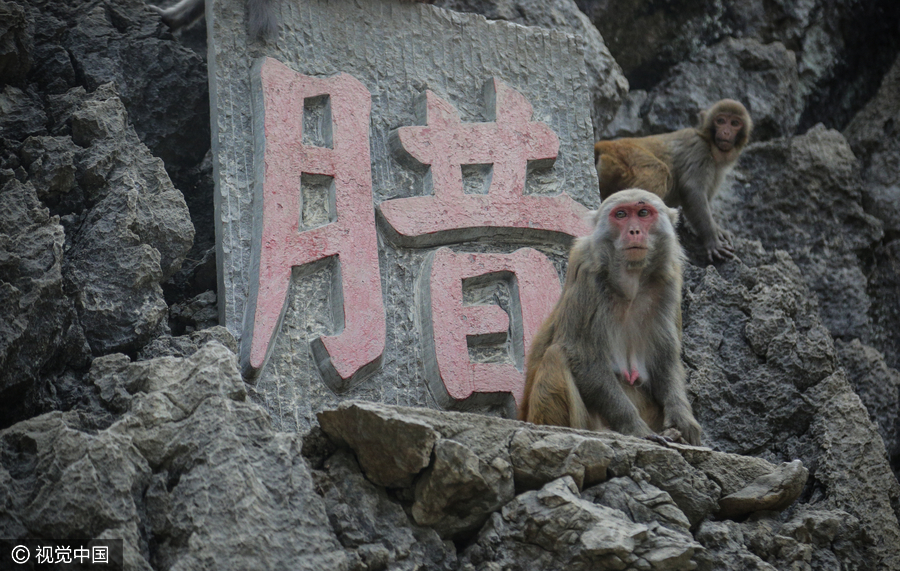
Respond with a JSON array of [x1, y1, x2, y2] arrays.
[[460, 477, 701, 571], [63, 83, 193, 354], [717, 460, 809, 519]]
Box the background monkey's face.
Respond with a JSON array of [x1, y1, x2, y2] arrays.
[[712, 112, 745, 152]]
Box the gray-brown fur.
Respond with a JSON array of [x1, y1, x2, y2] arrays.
[[520, 189, 702, 445]]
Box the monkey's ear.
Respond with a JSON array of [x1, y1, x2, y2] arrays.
[[666, 205, 680, 227]]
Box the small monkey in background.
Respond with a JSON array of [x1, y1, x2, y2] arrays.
[[594, 99, 752, 263], [520, 188, 701, 445]]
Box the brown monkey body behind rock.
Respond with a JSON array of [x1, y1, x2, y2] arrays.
[[595, 99, 752, 262], [520, 188, 701, 445]]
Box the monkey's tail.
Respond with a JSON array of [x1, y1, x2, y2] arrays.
[[248, 0, 279, 39]]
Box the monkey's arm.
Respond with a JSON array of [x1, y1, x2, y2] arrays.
[[573, 355, 655, 438], [648, 334, 702, 445], [678, 183, 734, 263]]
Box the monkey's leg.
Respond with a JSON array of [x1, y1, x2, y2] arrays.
[[526, 344, 590, 429]]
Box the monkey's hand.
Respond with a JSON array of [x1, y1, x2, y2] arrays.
[[706, 237, 735, 263], [665, 411, 702, 446], [717, 227, 734, 247]]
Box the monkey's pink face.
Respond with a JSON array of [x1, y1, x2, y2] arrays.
[[713, 113, 744, 152], [609, 201, 659, 263]]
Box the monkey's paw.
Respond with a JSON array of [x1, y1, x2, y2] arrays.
[[644, 433, 675, 446]]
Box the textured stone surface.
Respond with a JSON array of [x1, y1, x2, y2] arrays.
[[318, 400, 806, 540], [0, 179, 87, 426], [63, 83, 193, 355], [429, 0, 628, 135], [0, 343, 354, 571], [717, 460, 809, 519], [211, 0, 599, 431], [460, 477, 701, 571], [723, 126, 882, 343], [682, 244, 900, 569]]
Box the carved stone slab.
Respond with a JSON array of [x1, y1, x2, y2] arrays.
[[208, 0, 598, 430]]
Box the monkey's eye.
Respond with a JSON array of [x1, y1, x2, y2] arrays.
[[715, 116, 727, 125], [638, 208, 650, 217], [615, 210, 627, 219], [731, 119, 742, 128]]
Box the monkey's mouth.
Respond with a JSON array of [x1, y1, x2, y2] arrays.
[[715, 139, 734, 151]]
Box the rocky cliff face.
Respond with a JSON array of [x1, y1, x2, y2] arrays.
[[1, 0, 899, 569]]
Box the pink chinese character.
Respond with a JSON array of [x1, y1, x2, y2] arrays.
[[419, 248, 561, 409], [379, 78, 592, 246], [244, 58, 385, 389]]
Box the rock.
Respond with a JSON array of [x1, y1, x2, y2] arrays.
[[510, 429, 612, 491], [62, 83, 193, 355], [581, 476, 693, 535], [318, 400, 807, 541], [0, 0, 32, 84], [19, 135, 77, 200], [0, 85, 47, 141], [631, 445, 720, 527], [430, 0, 629, 133], [313, 450, 458, 570], [0, 342, 353, 571], [807, 371, 900, 569], [412, 438, 515, 538], [844, 53, 900, 370], [60, 0, 209, 173], [717, 460, 809, 519], [724, 126, 883, 343], [318, 402, 440, 489], [845, 53, 900, 231], [682, 244, 900, 569], [460, 477, 701, 571], [137, 324, 237, 360], [168, 289, 218, 335], [0, 179, 88, 427], [578, 0, 899, 129], [835, 339, 900, 470]]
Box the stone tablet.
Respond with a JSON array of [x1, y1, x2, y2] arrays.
[[208, 0, 599, 431]]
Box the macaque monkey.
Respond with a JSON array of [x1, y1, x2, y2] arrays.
[[519, 188, 701, 445], [594, 99, 752, 262]]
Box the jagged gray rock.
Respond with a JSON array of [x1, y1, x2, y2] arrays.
[[0, 342, 354, 571], [0, 0, 32, 85], [319, 400, 807, 538], [0, 179, 88, 426], [717, 460, 809, 519], [62, 83, 193, 354], [510, 429, 612, 491], [835, 339, 900, 469], [460, 477, 701, 571], [682, 244, 900, 569], [724, 126, 883, 343]]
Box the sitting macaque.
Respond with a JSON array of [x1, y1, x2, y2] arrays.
[[594, 99, 752, 262], [519, 188, 701, 445]]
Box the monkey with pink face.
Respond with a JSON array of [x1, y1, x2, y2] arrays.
[[520, 188, 701, 445]]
